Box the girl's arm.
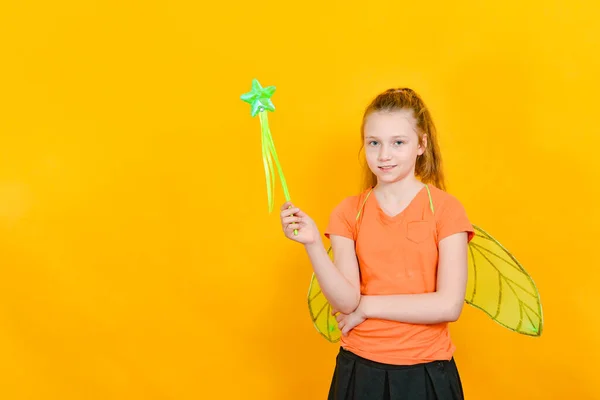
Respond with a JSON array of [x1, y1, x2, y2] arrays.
[[305, 234, 361, 315], [359, 232, 469, 324]]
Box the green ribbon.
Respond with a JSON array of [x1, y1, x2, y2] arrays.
[[259, 109, 291, 211]]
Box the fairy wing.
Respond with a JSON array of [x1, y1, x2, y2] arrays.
[[466, 225, 543, 336], [307, 247, 341, 343], [306, 226, 544, 341]]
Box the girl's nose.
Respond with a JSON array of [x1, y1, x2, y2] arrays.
[[378, 147, 391, 161]]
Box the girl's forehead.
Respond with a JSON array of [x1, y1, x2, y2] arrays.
[[364, 110, 418, 135]]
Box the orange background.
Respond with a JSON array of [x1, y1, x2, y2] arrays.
[[1, 1, 598, 399]]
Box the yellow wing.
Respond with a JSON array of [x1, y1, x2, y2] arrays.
[[306, 226, 544, 341], [466, 225, 543, 336], [307, 247, 341, 343]]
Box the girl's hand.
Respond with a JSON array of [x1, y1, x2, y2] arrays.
[[332, 305, 366, 336], [280, 201, 320, 245]]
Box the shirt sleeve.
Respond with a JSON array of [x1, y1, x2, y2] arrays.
[[436, 195, 475, 243], [324, 196, 357, 241]]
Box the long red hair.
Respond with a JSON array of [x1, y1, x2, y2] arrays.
[[359, 88, 446, 191]]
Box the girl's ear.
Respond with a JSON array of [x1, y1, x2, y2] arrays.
[[418, 133, 428, 156]]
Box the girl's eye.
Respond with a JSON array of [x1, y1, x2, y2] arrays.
[[368, 141, 379, 146], [395, 141, 405, 146]]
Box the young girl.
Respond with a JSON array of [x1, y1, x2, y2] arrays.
[[280, 88, 474, 399]]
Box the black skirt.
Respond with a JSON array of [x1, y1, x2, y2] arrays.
[[328, 347, 464, 400]]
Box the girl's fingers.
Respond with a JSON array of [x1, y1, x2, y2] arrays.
[[282, 216, 302, 224], [285, 223, 304, 231], [294, 209, 308, 218], [280, 207, 300, 218]]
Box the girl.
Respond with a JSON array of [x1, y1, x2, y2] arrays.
[[280, 88, 474, 399]]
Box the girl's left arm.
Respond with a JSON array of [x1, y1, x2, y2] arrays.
[[359, 232, 469, 324]]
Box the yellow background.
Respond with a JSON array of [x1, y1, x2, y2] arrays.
[[1, 0, 598, 398]]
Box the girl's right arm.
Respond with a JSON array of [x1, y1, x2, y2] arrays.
[[280, 202, 360, 314], [304, 235, 360, 314]]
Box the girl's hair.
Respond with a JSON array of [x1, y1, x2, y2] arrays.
[[359, 88, 446, 191]]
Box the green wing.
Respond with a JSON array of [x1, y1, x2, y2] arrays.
[[307, 247, 341, 343], [466, 225, 543, 336]]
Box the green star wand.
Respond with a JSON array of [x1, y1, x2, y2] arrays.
[[241, 79, 297, 235]]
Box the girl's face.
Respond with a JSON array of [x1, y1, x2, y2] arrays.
[[363, 109, 426, 185]]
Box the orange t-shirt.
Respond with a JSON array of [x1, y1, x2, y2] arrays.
[[324, 185, 474, 365]]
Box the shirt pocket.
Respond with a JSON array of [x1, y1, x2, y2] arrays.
[[405, 220, 431, 244]]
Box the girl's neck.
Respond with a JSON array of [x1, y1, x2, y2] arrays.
[[374, 176, 424, 202]]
